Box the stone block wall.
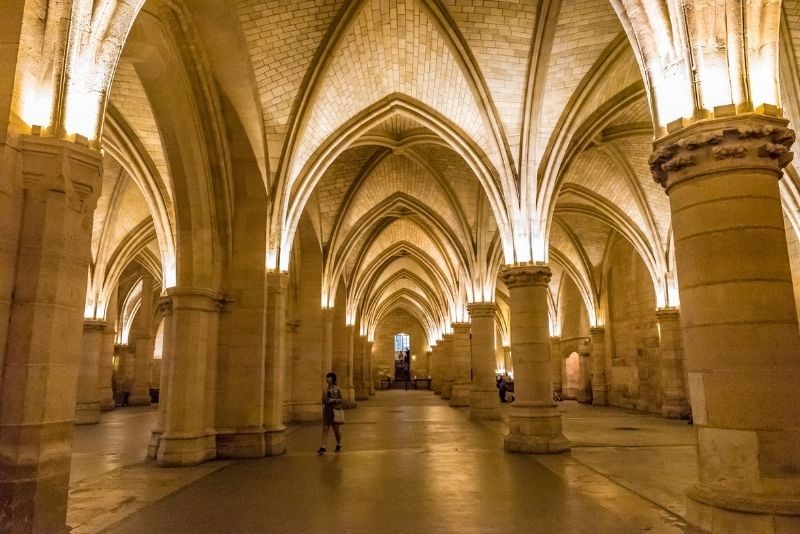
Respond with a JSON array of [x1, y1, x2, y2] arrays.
[[606, 237, 660, 413]]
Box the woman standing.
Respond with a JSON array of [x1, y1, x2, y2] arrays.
[[318, 372, 343, 454]]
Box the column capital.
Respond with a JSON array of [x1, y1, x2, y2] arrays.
[[157, 296, 173, 315], [20, 134, 102, 213], [589, 326, 605, 336], [166, 288, 228, 312], [83, 319, 107, 332], [451, 322, 470, 333], [649, 114, 794, 192], [655, 307, 680, 321], [499, 264, 552, 287], [265, 270, 290, 287], [467, 302, 496, 317]]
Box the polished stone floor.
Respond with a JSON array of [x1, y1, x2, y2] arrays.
[[68, 391, 698, 533]]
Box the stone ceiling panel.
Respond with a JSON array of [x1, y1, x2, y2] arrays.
[[341, 154, 463, 242], [536, 0, 624, 163], [237, 0, 345, 137], [441, 0, 538, 167], [290, 0, 498, 189], [109, 58, 172, 194], [561, 146, 647, 233], [555, 212, 614, 268], [314, 145, 382, 243]]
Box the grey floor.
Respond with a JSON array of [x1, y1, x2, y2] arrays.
[[68, 391, 698, 533]]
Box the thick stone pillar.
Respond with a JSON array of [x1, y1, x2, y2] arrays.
[[430, 342, 442, 394], [98, 288, 118, 411], [156, 288, 222, 466], [589, 326, 607, 406], [355, 333, 369, 401], [467, 303, 500, 420], [650, 115, 800, 529], [148, 297, 173, 459], [0, 136, 101, 533], [440, 333, 454, 399], [366, 340, 375, 395], [577, 342, 592, 403], [263, 272, 287, 456], [340, 325, 357, 408], [128, 276, 155, 406], [75, 321, 106, 424], [656, 308, 690, 419], [549, 336, 562, 400], [450, 322, 471, 406], [500, 266, 569, 453], [321, 307, 334, 379]]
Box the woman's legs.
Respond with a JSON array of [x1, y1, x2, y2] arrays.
[[333, 424, 341, 450], [319, 424, 330, 453]]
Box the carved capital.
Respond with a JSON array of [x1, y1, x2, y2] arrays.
[[20, 135, 102, 214], [467, 302, 496, 318], [655, 307, 680, 323], [157, 296, 173, 315], [589, 326, 605, 337], [500, 264, 552, 288], [83, 320, 107, 332], [650, 115, 795, 190]]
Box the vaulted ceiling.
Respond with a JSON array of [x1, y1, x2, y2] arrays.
[[90, 0, 800, 344]]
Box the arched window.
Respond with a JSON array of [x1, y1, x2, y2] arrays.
[[394, 333, 410, 352]]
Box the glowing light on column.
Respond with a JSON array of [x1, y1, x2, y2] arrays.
[[20, 80, 54, 130]]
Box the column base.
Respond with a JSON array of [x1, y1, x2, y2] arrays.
[[291, 403, 322, 422], [661, 402, 691, 419], [469, 387, 501, 420], [341, 385, 357, 408], [74, 402, 100, 424], [98, 396, 115, 411], [449, 384, 471, 407], [687, 483, 800, 533], [264, 428, 286, 456], [156, 433, 216, 466], [504, 403, 570, 453], [441, 380, 454, 400], [356, 382, 370, 400], [591, 387, 607, 406], [127, 394, 151, 406], [147, 430, 162, 459], [216, 430, 267, 458]]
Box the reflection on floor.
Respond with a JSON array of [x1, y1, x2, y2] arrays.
[[68, 392, 697, 533]]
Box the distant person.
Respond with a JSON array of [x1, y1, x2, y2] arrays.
[[497, 375, 509, 403], [318, 372, 343, 454]]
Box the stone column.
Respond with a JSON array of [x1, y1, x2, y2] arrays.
[[656, 308, 690, 419], [340, 324, 357, 408], [148, 296, 173, 459], [355, 333, 369, 400], [128, 276, 155, 406], [549, 337, 562, 400], [650, 115, 800, 528], [98, 287, 118, 411], [450, 322, 471, 406], [577, 341, 592, 403], [589, 326, 607, 406], [500, 265, 570, 453], [467, 303, 500, 420], [440, 333, 454, 399], [75, 320, 106, 423], [321, 307, 334, 379], [366, 339, 375, 395], [0, 136, 101, 533], [156, 288, 222, 466], [263, 272, 288, 456], [430, 342, 441, 394]]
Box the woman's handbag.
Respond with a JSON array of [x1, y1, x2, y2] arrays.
[[333, 407, 345, 424]]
